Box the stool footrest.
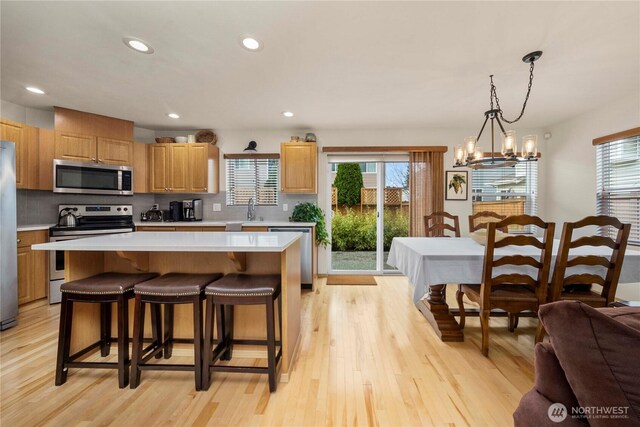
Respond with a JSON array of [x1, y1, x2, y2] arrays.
[[139, 364, 194, 372], [231, 339, 282, 346], [209, 365, 270, 374], [66, 361, 120, 370]]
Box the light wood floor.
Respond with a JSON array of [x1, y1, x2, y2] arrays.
[[0, 277, 536, 426]]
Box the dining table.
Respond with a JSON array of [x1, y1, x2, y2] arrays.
[[387, 237, 640, 342]]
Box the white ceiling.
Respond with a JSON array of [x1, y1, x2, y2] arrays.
[[1, 1, 638, 131]]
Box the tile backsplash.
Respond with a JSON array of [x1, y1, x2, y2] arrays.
[[16, 190, 155, 225], [151, 192, 318, 221], [17, 190, 318, 225]]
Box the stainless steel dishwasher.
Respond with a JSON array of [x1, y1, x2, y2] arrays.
[[268, 227, 312, 287]]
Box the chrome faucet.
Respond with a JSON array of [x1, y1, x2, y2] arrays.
[[247, 197, 256, 221]]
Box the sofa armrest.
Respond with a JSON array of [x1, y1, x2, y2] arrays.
[[539, 301, 640, 426]]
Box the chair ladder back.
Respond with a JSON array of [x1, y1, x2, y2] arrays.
[[602, 222, 631, 303], [482, 217, 555, 303], [469, 211, 507, 233], [550, 216, 631, 304], [424, 211, 461, 237]]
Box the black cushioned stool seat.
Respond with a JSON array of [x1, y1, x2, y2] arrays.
[[55, 272, 159, 388], [130, 273, 223, 390], [202, 273, 283, 392]]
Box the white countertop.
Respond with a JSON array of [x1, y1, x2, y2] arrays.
[[17, 224, 54, 232], [135, 221, 316, 227], [32, 231, 302, 252]]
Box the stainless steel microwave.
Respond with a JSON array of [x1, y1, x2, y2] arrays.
[[53, 160, 133, 195]]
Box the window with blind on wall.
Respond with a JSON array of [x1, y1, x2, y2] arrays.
[[226, 157, 279, 206], [471, 162, 538, 231], [596, 134, 640, 244]]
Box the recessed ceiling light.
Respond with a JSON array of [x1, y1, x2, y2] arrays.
[[123, 37, 154, 54], [282, 111, 294, 118], [25, 86, 45, 95], [240, 36, 262, 51], [167, 113, 180, 119]]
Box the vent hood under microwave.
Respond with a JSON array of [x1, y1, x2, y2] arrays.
[[53, 160, 133, 196]]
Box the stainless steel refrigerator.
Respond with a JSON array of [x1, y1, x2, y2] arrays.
[[0, 140, 18, 330]]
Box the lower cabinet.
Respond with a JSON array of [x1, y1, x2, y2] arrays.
[[17, 230, 48, 305], [136, 226, 225, 232]]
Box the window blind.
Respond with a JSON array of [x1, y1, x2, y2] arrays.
[[596, 135, 640, 244], [471, 162, 538, 232], [226, 158, 279, 206]]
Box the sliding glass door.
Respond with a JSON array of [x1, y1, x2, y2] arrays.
[[327, 157, 409, 274]]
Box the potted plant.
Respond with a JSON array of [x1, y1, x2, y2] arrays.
[[290, 203, 330, 246]]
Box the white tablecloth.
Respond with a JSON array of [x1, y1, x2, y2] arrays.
[[387, 237, 640, 303]]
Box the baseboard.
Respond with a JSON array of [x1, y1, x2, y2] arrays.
[[326, 275, 378, 285]]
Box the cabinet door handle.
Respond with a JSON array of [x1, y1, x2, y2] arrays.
[[16, 239, 21, 243], [165, 187, 169, 191], [204, 187, 207, 191], [91, 157, 96, 162], [98, 159, 103, 163]]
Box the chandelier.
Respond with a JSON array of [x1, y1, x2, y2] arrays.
[[454, 51, 543, 169]]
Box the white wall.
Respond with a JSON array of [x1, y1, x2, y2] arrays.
[[544, 95, 640, 299], [543, 95, 639, 225], [1, 99, 54, 128]]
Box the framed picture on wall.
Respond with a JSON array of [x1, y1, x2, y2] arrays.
[[445, 170, 468, 201]]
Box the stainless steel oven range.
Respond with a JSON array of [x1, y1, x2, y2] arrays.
[[48, 204, 134, 304]]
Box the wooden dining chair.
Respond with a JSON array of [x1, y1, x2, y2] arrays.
[[549, 215, 631, 307], [468, 211, 508, 233], [456, 215, 555, 356], [424, 211, 461, 237]]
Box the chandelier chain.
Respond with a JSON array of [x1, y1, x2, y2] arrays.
[[492, 61, 535, 124]]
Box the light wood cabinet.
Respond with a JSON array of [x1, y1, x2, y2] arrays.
[[17, 230, 48, 305], [169, 144, 189, 192], [201, 226, 225, 231], [96, 137, 133, 166], [54, 131, 97, 162], [149, 144, 171, 192], [55, 132, 133, 165], [137, 226, 176, 231], [0, 118, 39, 189], [242, 226, 269, 232], [188, 144, 209, 192], [149, 143, 219, 193], [281, 142, 317, 193], [17, 247, 32, 305], [133, 142, 148, 193]]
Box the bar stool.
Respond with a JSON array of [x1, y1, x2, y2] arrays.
[[202, 273, 282, 392], [129, 272, 223, 390], [55, 272, 158, 388]]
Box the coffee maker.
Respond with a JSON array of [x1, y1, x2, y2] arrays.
[[182, 199, 203, 221], [169, 201, 183, 222]]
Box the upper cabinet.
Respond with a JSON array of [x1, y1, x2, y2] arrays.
[[149, 143, 219, 193], [54, 131, 133, 165], [188, 143, 210, 192], [281, 142, 317, 193], [54, 131, 96, 162], [0, 118, 39, 189], [96, 137, 134, 166]]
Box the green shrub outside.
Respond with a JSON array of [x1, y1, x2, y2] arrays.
[[333, 163, 363, 206], [331, 208, 408, 251]]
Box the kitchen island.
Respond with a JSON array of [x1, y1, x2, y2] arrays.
[[33, 231, 302, 382]]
